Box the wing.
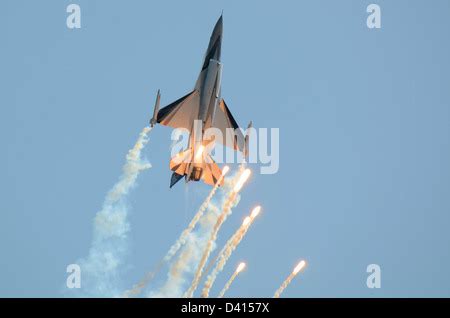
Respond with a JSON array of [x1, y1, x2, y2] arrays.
[[157, 90, 200, 130], [212, 99, 245, 152]]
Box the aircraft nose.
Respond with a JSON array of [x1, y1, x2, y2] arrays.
[[214, 14, 223, 35]]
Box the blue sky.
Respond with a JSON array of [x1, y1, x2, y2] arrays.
[[1, 0, 450, 297]]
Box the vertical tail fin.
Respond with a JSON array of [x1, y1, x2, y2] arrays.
[[170, 172, 184, 188], [169, 149, 191, 188]]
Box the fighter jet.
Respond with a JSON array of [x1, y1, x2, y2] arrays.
[[150, 15, 251, 188]]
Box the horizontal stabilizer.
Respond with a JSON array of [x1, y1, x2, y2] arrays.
[[170, 172, 184, 188]]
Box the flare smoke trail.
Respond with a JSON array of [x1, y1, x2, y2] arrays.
[[202, 205, 259, 283], [217, 272, 238, 298], [148, 169, 247, 298], [148, 190, 235, 297], [183, 192, 237, 298], [147, 171, 242, 298], [124, 166, 229, 297], [189, 166, 246, 288], [218, 263, 246, 298], [273, 260, 306, 298], [201, 207, 260, 298], [75, 127, 152, 297], [163, 166, 230, 263], [184, 169, 251, 298], [123, 261, 163, 298]]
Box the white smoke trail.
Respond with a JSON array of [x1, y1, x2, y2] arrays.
[[273, 273, 296, 298], [75, 127, 152, 297], [218, 270, 241, 298], [122, 261, 163, 298], [148, 197, 223, 297], [163, 167, 229, 264], [184, 168, 250, 298], [183, 192, 238, 298], [201, 215, 257, 297], [124, 170, 227, 297], [148, 174, 241, 298]]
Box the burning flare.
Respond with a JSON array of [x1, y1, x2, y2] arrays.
[[273, 260, 306, 298], [293, 260, 306, 275], [194, 145, 205, 162], [218, 262, 246, 298], [233, 169, 251, 193], [236, 262, 246, 273], [250, 206, 261, 219]]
